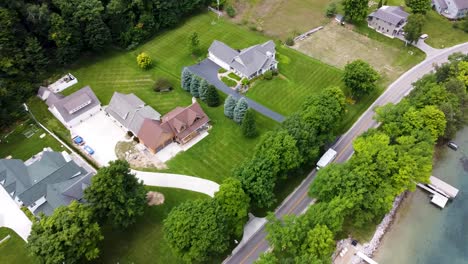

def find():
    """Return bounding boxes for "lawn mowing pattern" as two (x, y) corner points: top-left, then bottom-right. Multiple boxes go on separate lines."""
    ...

(0, 119), (65, 160)
(0, 227), (37, 264)
(247, 46), (343, 116)
(96, 187), (212, 264)
(33, 13), (279, 183)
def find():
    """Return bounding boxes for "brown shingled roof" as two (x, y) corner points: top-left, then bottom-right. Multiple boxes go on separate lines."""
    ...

(137, 119), (173, 151)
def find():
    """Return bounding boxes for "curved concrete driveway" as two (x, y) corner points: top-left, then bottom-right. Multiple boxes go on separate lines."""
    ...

(132, 170), (220, 197)
(0, 187), (32, 241)
(224, 42), (468, 264)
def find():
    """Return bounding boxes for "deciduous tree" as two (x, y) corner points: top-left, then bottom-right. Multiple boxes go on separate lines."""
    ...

(343, 0), (369, 22)
(214, 178), (250, 237)
(164, 199), (230, 262)
(27, 201), (102, 264)
(405, 0), (431, 14)
(404, 14), (425, 44)
(343, 60), (380, 98)
(84, 160), (147, 228)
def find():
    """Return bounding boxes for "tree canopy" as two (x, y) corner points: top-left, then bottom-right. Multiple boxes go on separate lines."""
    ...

(27, 201), (103, 264)
(405, 0), (431, 14)
(84, 160), (147, 228)
(241, 108), (258, 138)
(343, 60), (380, 98)
(343, 0), (369, 22)
(404, 14), (425, 44)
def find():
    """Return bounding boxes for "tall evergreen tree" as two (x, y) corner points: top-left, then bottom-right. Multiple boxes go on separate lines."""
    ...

(190, 76), (201, 97)
(224, 95), (238, 119)
(206, 85), (220, 106)
(181, 68), (193, 91)
(198, 79), (209, 101)
(241, 109), (258, 138)
(233, 97), (249, 123)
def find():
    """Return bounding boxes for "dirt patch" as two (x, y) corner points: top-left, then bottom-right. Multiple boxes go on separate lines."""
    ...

(147, 191), (165, 206)
(293, 22), (409, 84)
(115, 141), (167, 169)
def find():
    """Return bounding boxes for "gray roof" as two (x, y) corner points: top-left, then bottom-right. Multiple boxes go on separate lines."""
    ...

(453, 0), (468, 9)
(434, 0), (448, 9)
(368, 6), (409, 25)
(208, 40), (278, 77)
(47, 86), (101, 122)
(0, 150), (94, 216)
(105, 92), (161, 134)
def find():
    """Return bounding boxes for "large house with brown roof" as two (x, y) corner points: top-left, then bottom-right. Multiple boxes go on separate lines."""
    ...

(138, 99), (210, 154)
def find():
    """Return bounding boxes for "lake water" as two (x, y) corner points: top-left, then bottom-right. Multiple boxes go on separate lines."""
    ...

(374, 127), (468, 264)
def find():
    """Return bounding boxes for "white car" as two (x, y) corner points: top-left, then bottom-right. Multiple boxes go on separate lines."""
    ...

(420, 34), (428, 39)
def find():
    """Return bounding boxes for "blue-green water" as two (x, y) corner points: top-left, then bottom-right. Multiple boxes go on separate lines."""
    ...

(375, 127), (468, 264)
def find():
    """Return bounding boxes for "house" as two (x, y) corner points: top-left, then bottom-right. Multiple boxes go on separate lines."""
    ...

(0, 149), (94, 216)
(208, 40), (278, 80)
(137, 99), (210, 154)
(368, 6), (409, 38)
(42, 86), (101, 129)
(105, 92), (161, 136)
(433, 0), (468, 19)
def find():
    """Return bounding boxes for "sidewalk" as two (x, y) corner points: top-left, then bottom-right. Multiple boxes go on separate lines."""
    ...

(132, 170), (220, 197)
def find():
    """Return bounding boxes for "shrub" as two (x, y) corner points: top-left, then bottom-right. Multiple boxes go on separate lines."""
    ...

(326, 3), (337, 17)
(285, 37), (295, 46)
(226, 5), (236, 17)
(272, 69), (279, 76)
(218, 68), (228, 74)
(153, 78), (172, 92)
(263, 70), (273, 80)
(241, 78), (249, 86)
(137, 52), (152, 69)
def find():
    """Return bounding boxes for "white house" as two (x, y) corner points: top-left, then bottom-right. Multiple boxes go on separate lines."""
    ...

(433, 0), (468, 19)
(208, 40), (278, 80)
(42, 86), (101, 129)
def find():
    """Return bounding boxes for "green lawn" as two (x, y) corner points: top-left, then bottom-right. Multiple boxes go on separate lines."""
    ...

(422, 11), (468, 48)
(222, 76), (238, 87)
(228, 72), (242, 81)
(247, 46), (343, 116)
(0, 228), (37, 264)
(96, 187), (213, 264)
(0, 118), (65, 160)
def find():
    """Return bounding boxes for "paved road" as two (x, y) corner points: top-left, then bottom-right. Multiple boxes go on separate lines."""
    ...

(223, 43), (468, 264)
(187, 59), (286, 122)
(132, 170), (220, 197)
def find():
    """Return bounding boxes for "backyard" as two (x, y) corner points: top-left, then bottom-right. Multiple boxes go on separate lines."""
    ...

(229, 0), (331, 39)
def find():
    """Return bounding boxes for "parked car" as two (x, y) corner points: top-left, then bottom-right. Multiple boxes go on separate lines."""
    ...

(83, 145), (95, 155)
(72, 136), (85, 145)
(420, 34), (428, 39)
(448, 142), (458, 151)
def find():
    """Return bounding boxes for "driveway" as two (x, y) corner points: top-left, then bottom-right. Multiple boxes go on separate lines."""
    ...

(0, 187), (32, 241)
(132, 170), (220, 197)
(71, 110), (127, 166)
(187, 59), (285, 122)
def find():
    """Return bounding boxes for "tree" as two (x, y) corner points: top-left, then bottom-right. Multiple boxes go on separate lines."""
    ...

(226, 5), (236, 17)
(457, 61), (468, 87)
(378, 0), (383, 8)
(255, 252), (279, 264)
(84, 17), (111, 50)
(343, 60), (380, 98)
(405, 0), (431, 14)
(188, 31), (200, 55)
(164, 199), (230, 262)
(233, 97), (249, 123)
(198, 79), (209, 101)
(137, 52), (152, 69)
(404, 14), (425, 44)
(214, 178), (250, 237)
(224, 95), (238, 119)
(301, 224), (336, 260)
(206, 85), (221, 106)
(27, 201), (103, 264)
(343, 0), (369, 22)
(326, 3), (337, 17)
(241, 108), (258, 138)
(190, 75), (201, 97)
(24, 36), (48, 74)
(84, 160), (147, 228)
(266, 213), (310, 257)
(181, 68), (193, 91)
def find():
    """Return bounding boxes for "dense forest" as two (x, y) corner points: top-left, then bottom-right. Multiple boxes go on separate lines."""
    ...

(0, 0), (211, 129)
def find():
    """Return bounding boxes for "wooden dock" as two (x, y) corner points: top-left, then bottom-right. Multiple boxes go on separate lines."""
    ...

(416, 176), (459, 209)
